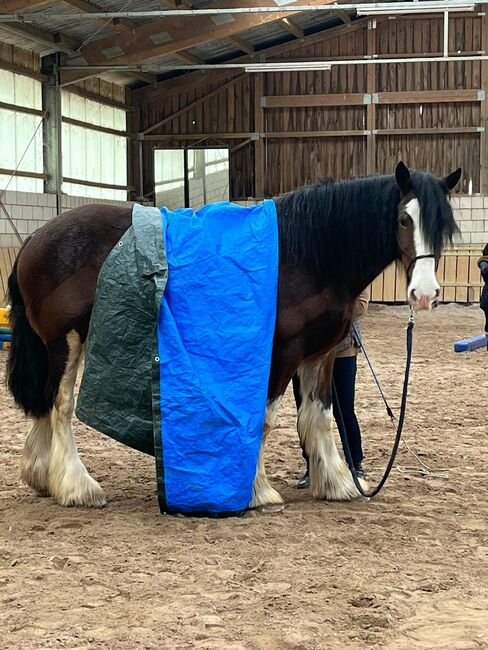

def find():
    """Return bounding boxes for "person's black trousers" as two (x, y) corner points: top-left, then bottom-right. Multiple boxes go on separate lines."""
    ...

(292, 355), (364, 472)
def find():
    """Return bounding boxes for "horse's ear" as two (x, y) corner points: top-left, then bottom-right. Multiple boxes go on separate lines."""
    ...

(395, 161), (412, 195)
(444, 168), (462, 190)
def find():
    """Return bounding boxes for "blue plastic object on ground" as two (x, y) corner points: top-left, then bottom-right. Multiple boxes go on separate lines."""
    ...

(454, 334), (487, 352)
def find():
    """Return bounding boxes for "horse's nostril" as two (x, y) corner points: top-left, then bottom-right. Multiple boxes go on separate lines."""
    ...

(435, 288), (440, 298)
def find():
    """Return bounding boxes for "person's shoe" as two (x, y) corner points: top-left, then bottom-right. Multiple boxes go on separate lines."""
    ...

(353, 463), (366, 480)
(297, 471), (310, 489)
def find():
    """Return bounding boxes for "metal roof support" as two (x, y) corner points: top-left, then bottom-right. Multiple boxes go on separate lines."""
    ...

(0, 2), (478, 22)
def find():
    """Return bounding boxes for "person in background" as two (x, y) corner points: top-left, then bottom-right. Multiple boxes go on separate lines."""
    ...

(293, 287), (370, 489)
(478, 243), (488, 350)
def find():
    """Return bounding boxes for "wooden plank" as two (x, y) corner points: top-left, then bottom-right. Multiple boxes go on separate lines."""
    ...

(456, 251), (469, 302)
(382, 262), (396, 302)
(280, 18), (304, 39)
(62, 177), (134, 191)
(395, 261), (408, 301)
(443, 252), (457, 302)
(375, 89), (483, 104)
(262, 93), (368, 108)
(62, 117), (128, 138)
(263, 130), (368, 138)
(0, 167), (49, 180)
(374, 127), (483, 135)
(370, 271), (384, 302)
(0, 100), (45, 117)
(225, 36), (254, 55)
(142, 132), (251, 141)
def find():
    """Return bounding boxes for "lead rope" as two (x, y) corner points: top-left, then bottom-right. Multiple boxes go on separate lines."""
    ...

(333, 307), (415, 499)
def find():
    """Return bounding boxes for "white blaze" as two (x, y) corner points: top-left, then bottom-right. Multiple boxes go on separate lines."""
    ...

(405, 198), (440, 306)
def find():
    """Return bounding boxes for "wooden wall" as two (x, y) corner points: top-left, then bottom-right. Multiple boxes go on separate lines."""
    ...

(130, 13), (486, 201)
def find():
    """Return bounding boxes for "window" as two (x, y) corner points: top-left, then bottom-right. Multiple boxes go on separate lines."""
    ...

(0, 69), (43, 193)
(61, 91), (127, 200)
(154, 147), (229, 209)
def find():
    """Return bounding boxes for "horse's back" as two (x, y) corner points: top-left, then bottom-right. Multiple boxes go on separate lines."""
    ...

(15, 204), (133, 343)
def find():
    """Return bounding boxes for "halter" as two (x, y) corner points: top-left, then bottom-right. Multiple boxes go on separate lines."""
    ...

(396, 236), (436, 281)
(396, 194), (438, 280)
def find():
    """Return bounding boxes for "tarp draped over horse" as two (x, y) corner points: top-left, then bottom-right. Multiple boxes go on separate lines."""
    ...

(76, 201), (279, 516)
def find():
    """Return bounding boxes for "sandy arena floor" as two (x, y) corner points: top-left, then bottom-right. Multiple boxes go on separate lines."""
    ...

(1, 304), (487, 650)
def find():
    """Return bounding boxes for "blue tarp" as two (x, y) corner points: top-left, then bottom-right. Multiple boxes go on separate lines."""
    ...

(156, 201), (278, 515)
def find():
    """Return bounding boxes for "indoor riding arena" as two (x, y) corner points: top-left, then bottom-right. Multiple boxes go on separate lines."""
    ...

(1, 2), (488, 649)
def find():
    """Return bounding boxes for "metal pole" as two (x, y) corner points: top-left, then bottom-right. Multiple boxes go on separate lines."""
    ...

(0, 2), (478, 21)
(42, 53), (63, 214)
(444, 10), (449, 57)
(60, 54), (488, 74)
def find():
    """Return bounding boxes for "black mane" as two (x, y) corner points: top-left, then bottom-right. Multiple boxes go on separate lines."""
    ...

(275, 171), (459, 295)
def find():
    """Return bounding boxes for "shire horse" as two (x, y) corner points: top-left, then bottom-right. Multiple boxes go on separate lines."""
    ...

(6, 162), (460, 509)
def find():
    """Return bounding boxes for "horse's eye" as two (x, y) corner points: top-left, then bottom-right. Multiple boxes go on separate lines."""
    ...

(398, 216), (409, 228)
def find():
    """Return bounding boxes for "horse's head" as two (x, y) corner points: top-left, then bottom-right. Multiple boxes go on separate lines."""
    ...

(395, 161), (461, 311)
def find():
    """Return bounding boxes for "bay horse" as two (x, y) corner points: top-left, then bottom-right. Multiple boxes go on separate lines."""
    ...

(6, 162), (460, 509)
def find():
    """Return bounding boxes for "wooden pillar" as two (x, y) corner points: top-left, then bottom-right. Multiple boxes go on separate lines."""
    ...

(480, 12), (488, 194)
(254, 73), (265, 198)
(366, 19), (377, 176)
(42, 54), (63, 213)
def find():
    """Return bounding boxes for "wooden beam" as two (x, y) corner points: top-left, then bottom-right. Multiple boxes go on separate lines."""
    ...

(142, 73), (245, 134)
(336, 10), (352, 24)
(376, 89), (484, 104)
(63, 177), (134, 191)
(374, 127), (484, 135)
(280, 18), (304, 39)
(62, 116), (128, 137)
(61, 0), (135, 34)
(0, 23), (78, 54)
(263, 93), (368, 108)
(141, 126), (483, 142)
(125, 71), (157, 86)
(73, 0), (339, 70)
(230, 138), (252, 153)
(254, 73), (265, 198)
(143, 132), (252, 141)
(0, 100), (46, 117)
(0, 167), (48, 180)
(263, 130), (367, 138)
(225, 35), (254, 55)
(173, 51), (204, 65)
(143, 130), (368, 141)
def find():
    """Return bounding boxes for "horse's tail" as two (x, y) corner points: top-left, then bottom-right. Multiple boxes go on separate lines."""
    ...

(7, 256), (52, 418)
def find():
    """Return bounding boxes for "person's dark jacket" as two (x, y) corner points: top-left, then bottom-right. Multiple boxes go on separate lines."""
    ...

(478, 256), (488, 310)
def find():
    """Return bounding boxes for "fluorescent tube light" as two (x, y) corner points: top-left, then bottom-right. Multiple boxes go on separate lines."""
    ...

(245, 62), (332, 72)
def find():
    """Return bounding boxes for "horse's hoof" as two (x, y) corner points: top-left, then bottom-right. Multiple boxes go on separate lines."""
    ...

(21, 462), (50, 497)
(50, 472), (107, 508)
(249, 484), (283, 509)
(254, 503), (285, 513)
